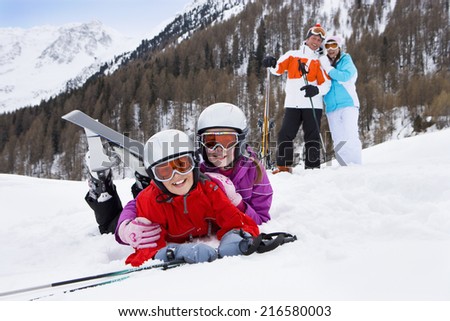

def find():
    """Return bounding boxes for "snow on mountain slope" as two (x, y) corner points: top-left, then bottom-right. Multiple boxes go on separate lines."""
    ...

(0, 129), (449, 303)
(0, 21), (139, 113)
(0, 1), (252, 114)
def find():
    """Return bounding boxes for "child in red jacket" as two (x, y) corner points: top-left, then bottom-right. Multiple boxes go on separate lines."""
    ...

(125, 129), (259, 267)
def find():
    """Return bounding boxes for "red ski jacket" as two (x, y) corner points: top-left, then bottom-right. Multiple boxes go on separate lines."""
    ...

(125, 178), (260, 266)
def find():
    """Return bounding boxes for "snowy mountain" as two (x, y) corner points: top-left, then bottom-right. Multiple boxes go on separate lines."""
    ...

(0, 0), (251, 114)
(0, 21), (140, 112)
(1, 129), (449, 308)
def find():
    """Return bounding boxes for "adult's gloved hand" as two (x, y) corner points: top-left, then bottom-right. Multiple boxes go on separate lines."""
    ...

(155, 243), (218, 264)
(218, 229), (254, 258)
(317, 46), (324, 56)
(118, 217), (161, 249)
(262, 56), (277, 68)
(319, 55), (332, 73)
(206, 172), (243, 208)
(300, 84), (319, 98)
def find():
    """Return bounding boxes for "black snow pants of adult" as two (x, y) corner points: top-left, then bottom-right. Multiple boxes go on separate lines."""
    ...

(276, 107), (322, 169)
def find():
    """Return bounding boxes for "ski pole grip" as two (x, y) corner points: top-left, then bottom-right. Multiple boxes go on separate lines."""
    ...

(298, 60), (308, 75)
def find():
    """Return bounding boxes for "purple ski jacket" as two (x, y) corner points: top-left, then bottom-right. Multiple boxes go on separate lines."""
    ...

(199, 148), (273, 225)
(115, 147), (273, 244)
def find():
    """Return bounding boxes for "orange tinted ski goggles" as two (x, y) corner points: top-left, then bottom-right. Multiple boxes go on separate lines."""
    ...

(151, 154), (195, 182)
(310, 26), (326, 39)
(325, 42), (339, 50)
(199, 132), (239, 151)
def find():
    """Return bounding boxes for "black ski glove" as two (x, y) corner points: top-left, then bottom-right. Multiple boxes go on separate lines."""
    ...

(317, 46), (324, 56)
(262, 56), (277, 68)
(300, 85), (319, 98)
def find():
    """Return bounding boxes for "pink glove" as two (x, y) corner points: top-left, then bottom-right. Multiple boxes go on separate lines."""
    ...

(118, 217), (161, 249)
(206, 172), (243, 207)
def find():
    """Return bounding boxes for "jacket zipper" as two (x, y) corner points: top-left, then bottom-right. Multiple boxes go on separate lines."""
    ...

(183, 194), (189, 214)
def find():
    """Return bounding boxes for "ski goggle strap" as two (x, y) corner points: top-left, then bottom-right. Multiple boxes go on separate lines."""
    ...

(308, 26), (326, 40)
(151, 154), (195, 182)
(325, 42), (339, 50)
(199, 132), (239, 151)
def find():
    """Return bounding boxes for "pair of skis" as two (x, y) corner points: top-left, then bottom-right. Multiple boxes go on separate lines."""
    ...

(62, 110), (149, 178)
(62, 110), (144, 160)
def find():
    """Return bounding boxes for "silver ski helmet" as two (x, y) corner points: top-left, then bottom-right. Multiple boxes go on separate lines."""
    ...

(197, 103), (249, 166)
(144, 129), (199, 193)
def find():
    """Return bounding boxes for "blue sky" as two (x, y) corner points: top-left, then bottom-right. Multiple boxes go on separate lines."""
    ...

(0, 0), (192, 37)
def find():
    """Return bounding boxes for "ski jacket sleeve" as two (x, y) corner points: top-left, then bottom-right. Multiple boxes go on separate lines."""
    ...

(201, 154), (273, 225)
(233, 152), (272, 225)
(241, 169), (272, 225)
(271, 49), (328, 85)
(327, 53), (357, 82)
(125, 185), (169, 267)
(114, 199), (138, 244)
(269, 46), (330, 108)
(203, 181), (260, 240)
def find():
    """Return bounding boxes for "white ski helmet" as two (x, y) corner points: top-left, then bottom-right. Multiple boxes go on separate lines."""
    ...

(144, 129), (195, 169)
(197, 103), (248, 134)
(197, 103), (249, 166)
(144, 129), (199, 195)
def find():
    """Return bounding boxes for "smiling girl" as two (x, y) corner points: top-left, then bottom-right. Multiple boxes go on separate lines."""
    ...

(197, 103), (273, 225)
(124, 129), (259, 267)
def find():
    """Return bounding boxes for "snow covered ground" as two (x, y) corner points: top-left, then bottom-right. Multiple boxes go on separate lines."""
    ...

(0, 129), (449, 317)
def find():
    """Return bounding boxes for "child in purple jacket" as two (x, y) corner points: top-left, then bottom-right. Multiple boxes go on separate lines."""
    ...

(196, 102), (273, 225)
(115, 103), (273, 248)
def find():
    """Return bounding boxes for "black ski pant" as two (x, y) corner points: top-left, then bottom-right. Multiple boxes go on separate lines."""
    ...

(85, 182), (142, 234)
(276, 107), (322, 169)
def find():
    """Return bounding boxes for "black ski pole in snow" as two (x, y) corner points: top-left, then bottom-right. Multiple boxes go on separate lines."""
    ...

(1, 231), (297, 298)
(29, 276), (131, 301)
(28, 232), (297, 300)
(0, 260), (184, 298)
(298, 61), (327, 161)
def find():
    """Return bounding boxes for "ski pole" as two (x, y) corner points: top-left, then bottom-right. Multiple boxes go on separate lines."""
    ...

(298, 61), (327, 160)
(29, 276), (131, 301)
(29, 262), (184, 301)
(261, 67), (272, 169)
(0, 260), (185, 298)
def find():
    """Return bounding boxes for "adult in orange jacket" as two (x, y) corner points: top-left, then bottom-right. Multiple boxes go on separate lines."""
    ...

(263, 24), (331, 172)
(125, 129), (259, 267)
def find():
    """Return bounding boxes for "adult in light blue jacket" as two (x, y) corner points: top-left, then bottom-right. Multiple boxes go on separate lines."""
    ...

(319, 35), (362, 165)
